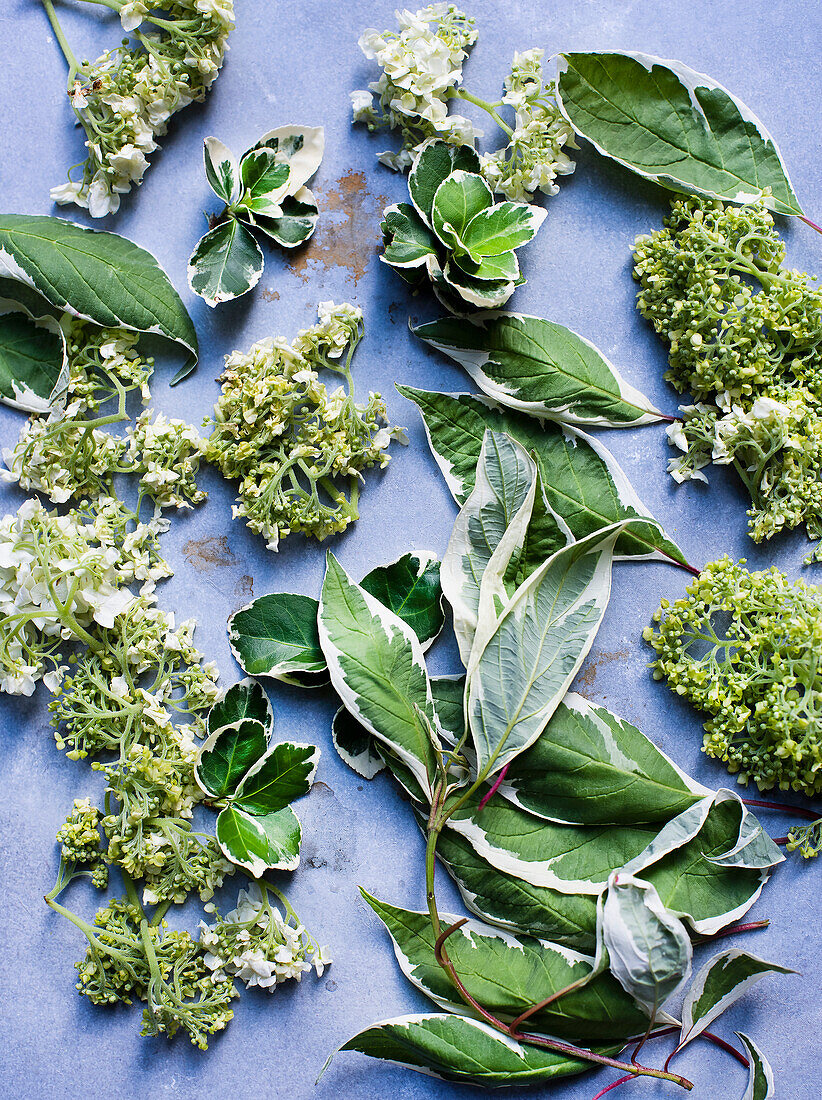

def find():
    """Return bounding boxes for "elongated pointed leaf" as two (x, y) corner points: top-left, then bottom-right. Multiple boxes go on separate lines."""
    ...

(318, 553), (440, 795)
(602, 872), (692, 1017)
(414, 313), (666, 428)
(0, 300), (67, 411)
(362, 893), (647, 1044)
(0, 214), (198, 379)
(216, 804), (301, 876)
(196, 719), (269, 799)
(253, 188), (318, 248)
(381, 203), (439, 268)
(228, 592), (327, 684)
(235, 740), (319, 815)
(332, 706), (385, 780)
(467, 524), (628, 779)
(409, 139), (483, 225)
(737, 1033), (775, 1100)
(207, 678), (274, 737)
(678, 950), (794, 1054)
(204, 136), (240, 204)
(397, 386), (688, 566)
(556, 52), (802, 216)
(497, 693), (706, 825)
(250, 125), (324, 192)
(338, 1013), (617, 1086)
(360, 552), (444, 650)
(188, 218), (264, 307)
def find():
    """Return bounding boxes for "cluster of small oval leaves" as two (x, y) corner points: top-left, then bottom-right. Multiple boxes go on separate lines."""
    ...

(0, 214), (199, 407)
(188, 125), (323, 307)
(196, 679), (319, 877)
(381, 140), (545, 310)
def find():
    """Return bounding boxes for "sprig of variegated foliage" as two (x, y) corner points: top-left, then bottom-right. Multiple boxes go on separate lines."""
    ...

(230, 427), (786, 1092)
(188, 127), (323, 307)
(44, 0), (234, 217)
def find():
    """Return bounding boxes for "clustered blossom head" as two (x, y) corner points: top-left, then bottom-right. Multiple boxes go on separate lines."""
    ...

(351, 4), (479, 170)
(57, 798), (109, 887)
(206, 302), (405, 550)
(51, 0), (235, 217)
(128, 411), (207, 510)
(645, 555), (822, 799)
(635, 197), (822, 558)
(200, 883), (330, 990)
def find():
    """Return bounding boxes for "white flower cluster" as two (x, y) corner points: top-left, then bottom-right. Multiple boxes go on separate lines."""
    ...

(0, 497), (168, 695)
(51, 0), (234, 217)
(127, 411), (207, 510)
(479, 49), (576, 201)
(351, 4), (479, 171)
(200, 884), (330, 990)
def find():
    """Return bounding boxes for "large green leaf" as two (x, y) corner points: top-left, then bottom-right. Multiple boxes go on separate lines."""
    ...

(360, 552), (444, 650)
(0, 301), (67, 411)
(737, 1033), (775, 1100)
(207, 678), (274, 737)
(466, 525), (626, 779)
(196, 719), (269, 799)
(239, 148), (291, 200)
(228, 592), (327, 685)
(413, 313), (666, 428)
(431, 172), (494, 251)
(556, 52), (802, 217)
(408, 139), (482, 225)
(338, 1013), (617, 1086)
(187, 217), (264, 308)
(497, 693), (705, 826)
(363, 893), (647, 1044)
(398, 386), (688, 567)
(235, 740), (319, 815)
(215, 804), (302, 876)
(318, 553), (440, 795)
(451, 247), (520, 283)
(0, 215), (198, 381)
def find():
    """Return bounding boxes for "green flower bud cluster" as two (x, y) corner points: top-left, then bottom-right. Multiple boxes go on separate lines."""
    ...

(787, 816), (822, 859)
(205, 303), (405, 550)
(57, 798), (109, 888)
(634, 197), (822, 557)
(645, 555), (822, 798)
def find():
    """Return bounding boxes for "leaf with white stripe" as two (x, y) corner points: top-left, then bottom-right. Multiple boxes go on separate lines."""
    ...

(677, 950), (794, 1055)
(556, 52), (802, 216)
(737, 1033), (775, 1100)
(414, 313), (667, 427)
(207, 678), (273, 737)
(203, 136), (240, 204)
(318, 552), (440, 797)
(0, 299), (67, 412)
(332, 705), (385, 780)
(602, 872), (692, 1018)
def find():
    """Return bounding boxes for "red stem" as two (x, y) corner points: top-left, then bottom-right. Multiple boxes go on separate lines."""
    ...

(478, 763), (510, 812)
(743, 799), (819, 821)
(800, 215), (822, 236)
(694, 918), (769, 944)
(591, 1075), (634, 1100)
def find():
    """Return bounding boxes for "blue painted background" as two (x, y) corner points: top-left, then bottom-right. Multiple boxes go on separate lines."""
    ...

(1, 1), (820, 1097)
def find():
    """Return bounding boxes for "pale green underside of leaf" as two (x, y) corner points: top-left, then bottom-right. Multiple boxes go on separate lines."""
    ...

(413, 312), (665, 427)
(0, 304), (67, 411)
(215, 803), (301, 876)
(187, 218), (264, 307)
(0, 214), (198, 380)
(556, 52), (802, 216)
(398, 386), (688, 566)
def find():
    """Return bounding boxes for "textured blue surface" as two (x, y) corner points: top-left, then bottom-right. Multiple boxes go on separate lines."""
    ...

(1, 1), (820, 1097)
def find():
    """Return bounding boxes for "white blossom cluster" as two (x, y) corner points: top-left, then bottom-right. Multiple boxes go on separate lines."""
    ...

(0, 497), (168, 695)
(128, 411), (207, 510)
(200, 884), (330, 990)
(351, 4), (479, 171)
(51, 0), (235, 217)
(479, 49), (576, 201)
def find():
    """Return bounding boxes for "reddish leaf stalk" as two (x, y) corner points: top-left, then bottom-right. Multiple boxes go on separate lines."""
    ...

(742, 798), (819, 821)
(800, 215), (822, 236)
(693, 918), (769, 945)
(590, 1075), (635, 1100)
(478, 764), (510, 811)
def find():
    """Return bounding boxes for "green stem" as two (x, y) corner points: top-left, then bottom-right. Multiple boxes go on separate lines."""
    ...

(453, 88), (514, 137)
(40, 0), (83, 85)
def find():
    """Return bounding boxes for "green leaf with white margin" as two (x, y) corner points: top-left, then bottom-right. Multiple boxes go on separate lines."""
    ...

(362, 892), (648, 1044)
(441, 260), (516, 309)
(555, 52), (802, 217)
(381, 203), (439, 268)
(203, 136), (240, 204)
(238, 147), (290, 201)
(0, 214), (198, 382)
(452, 249), (520, 283)
(247, 125), (325, 193)
(360, 552), (444, 650)
(187, 218), (264, 308)
(0, 299), (67, 412)
(332, 705), (385, 780)
(318, 552), (440, 796)
(228, 592), (327, 685)
(235, 740), (319, 815)
(215, 804), (302, 876)
(337, 1013), (618, 1086)
(397, 386), (689, 567)
(408, 139), (483, 225)
(737, 1033), (775, 1100)
(196, 719), (269, 799)
(414, 313), (667, 428)
(253, 188), (319, 248)
(602, 872), (692, 1017)
(207, 678), (274, 737)
(461, 202), (546, 260)
(467, 523), (630, 780)
(431, 171), (494, 251)
(496, 693), (706, 825)
(677, 949), (794, 1055)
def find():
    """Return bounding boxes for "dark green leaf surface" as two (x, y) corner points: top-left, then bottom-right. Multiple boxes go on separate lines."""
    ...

(216, 804), (302, 875)
(332, 705), (385, 780)
(239, 148), (290, 197)
(254, 189), (319, 248)
(187, 218), (264, 308)
(197, 719), (269, 799)
(408, 140), (482, 224)
(204, 136), (240, 204)
(361, 552), (444, 648)
(0, 306), (66, 411)
(235, 740), (319, 815)
(737, 1032), (775, 1100)
(431, 171), (493, 250)
(381, 203), (439, 267)
(207, 679), (273, 737)
(228, 592), (327, 683)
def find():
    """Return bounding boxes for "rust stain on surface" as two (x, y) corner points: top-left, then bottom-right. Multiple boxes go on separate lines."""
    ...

(182, 536), (237, 571)
(235, 574), (254, 600)
(577, 647), (630, 692)
(288, 170), (387, 287)
(260, 288), (280, 302)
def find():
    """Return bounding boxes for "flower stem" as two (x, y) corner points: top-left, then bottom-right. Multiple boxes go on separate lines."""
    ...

(454, 88), (514, 137)
(40, 0), (83, 85)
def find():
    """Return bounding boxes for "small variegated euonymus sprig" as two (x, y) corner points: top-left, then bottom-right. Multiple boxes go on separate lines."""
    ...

(382, 140), (546, 310)
(196, 681), (320, 877)
(227, 429), (788, 1092)
(188, 127), (323, 307)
